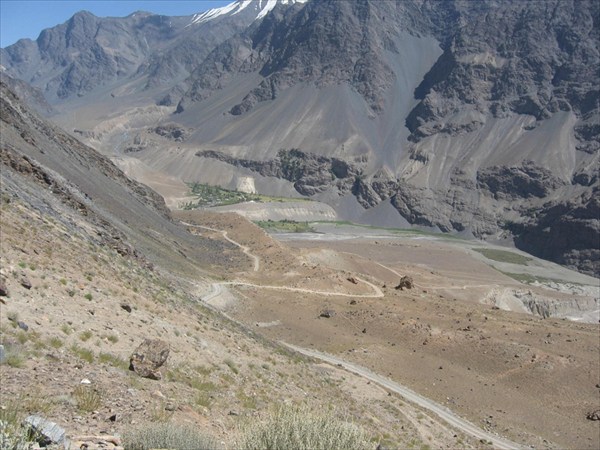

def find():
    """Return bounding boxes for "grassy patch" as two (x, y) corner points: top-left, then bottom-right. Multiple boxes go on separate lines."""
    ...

(498, 271), (565, 285)
(255, 219), (316, 233)
(79, 330), (93, 342)
(224, 358), (239, 375)
(73, 386), (102, 412)
(70, 344), (94, 363)
(122, 422), (216, 450)
(98, 352), (129, 370)
(473, 248), (532, 265)
(183, 183), (310, 209)
(240, 404), (370, 450)
(312, 220), (466, 240)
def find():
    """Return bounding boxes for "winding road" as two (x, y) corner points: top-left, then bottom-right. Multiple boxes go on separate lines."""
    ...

(181, 221), (260, 271)
(189, 220), (521, 448)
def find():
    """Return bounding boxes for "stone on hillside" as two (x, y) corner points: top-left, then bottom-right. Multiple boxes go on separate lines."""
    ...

(20, 275), (32, 289)
(129, 339), (170, 380)
(395, 276), (413, 290)
(319, 310), (336, 318)
(347, 277), (358, 284)
(17, 321), (28, 331)
(120, 303), (132, 313)
(586, 410), (600, 421)
(0, 280), (9, 297)
(24, 415), (70, 448)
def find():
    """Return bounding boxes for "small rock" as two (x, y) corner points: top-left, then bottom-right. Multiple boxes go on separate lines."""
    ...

(20, 276), (32, 290)
(120, 303), (132, 313)
(362, 328), (367, 334)
(319, 310), (335, 318)
(129, 338), (170, 380)
(349, 300), (357, 305)
(152, 390), (166, 399)
(586, 410), (600, 421)
(347, 277), (358, 284)
(17, 321), (29, 331)
(228, 410), (239, 416)
(80, 378), (92, 385)
(0, 281), (9, 297)
(108, 413), (119, 422)
(165, 403), (176, 411)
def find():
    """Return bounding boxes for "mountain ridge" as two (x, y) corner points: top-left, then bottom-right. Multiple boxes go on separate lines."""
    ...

(1, 0), (598, 276)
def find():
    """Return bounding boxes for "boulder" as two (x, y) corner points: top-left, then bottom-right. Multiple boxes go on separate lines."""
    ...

(129, 339), (170, 380)
(395, 276), (414, 290)
(24, 415), (70, 448)
(319, 310), (336, 318)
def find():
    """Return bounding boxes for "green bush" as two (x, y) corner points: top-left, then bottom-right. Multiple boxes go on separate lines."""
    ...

(240, 405), (370, 450)
(122, 422), (216, 450)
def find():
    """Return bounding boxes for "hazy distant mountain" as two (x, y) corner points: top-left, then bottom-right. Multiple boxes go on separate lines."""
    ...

(0, 1), (307, 102)
(1, 0), (598, 275)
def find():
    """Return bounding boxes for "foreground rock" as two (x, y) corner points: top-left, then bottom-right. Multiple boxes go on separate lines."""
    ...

(24, 415), (70, 448)
(395, 276), (414, 290)
(129, 339), (170, 380)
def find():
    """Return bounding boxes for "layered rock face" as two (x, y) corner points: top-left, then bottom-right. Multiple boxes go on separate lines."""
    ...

(2, 0), (598, 275)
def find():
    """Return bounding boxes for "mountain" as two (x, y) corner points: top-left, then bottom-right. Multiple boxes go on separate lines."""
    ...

(1, 0), (598, 276)
(0, 1), (306, 102)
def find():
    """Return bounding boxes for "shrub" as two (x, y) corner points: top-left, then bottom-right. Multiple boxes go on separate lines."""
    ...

(122, 422), (216, 450)
(79, 330), (93, 342)
(73, 386), (102, 412)
(240, 405), (370, 450)
(71, 345), (94, 363)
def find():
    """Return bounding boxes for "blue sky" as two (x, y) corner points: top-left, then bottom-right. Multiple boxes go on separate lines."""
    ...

(1, 0), (231, 47)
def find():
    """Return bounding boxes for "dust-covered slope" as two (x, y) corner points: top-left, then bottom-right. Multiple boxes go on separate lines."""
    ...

(0, 80), (239, 274)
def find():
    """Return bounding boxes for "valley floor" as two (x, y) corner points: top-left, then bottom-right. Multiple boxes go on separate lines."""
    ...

(174, 210), (600, 450)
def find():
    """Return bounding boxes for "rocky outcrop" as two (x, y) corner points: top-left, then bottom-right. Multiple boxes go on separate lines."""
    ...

(197, 149), (365, 197)
(151, 123), (189, 142)
(510, 188), (600, 276)
(477, 162), (566, 200)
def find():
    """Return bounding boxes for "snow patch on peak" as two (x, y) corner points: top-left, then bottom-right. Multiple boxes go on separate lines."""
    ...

(256, 0), (308, 19)
(189, 0), (308, 26)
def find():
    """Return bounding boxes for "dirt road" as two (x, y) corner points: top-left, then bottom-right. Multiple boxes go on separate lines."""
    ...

(282, 343), (522, 450)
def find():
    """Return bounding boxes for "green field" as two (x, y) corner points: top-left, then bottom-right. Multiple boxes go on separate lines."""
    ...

(255, 219), (316, 233)
(182, 183), (311, 209)
(473, 248), (532, 265)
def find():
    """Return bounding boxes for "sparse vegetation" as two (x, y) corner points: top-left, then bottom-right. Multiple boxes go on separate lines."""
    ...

(122, 422), (216, 450)
(256, 219), (316, 233)
(79, 330), (93, 342)
(71, 344), (94, 363)
(239, 404), (371, 450)
(183, 183), (311, 209)
(98, 352), (129, 370)
(2, 347), (25, 369)
(224, 358), (239, 374)
(73, 386), (102, 412)
(48, 336), (63, 349)
(473, 248), (532, 265)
